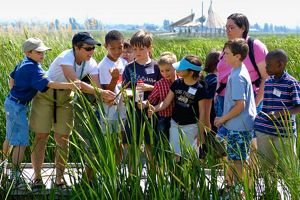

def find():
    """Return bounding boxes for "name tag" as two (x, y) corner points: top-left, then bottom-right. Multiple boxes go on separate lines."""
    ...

(145, 67), (154, 74)
(188, 87), (197, 95)
(273, 88), (281, 97)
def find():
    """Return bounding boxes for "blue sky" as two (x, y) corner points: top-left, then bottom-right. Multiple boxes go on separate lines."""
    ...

(1, 0), (299, 28)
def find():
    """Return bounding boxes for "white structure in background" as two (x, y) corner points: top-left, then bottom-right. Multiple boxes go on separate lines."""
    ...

(169, 0), (225, 37)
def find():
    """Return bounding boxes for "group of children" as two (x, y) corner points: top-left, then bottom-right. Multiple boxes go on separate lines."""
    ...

(1, 29), (300, 194)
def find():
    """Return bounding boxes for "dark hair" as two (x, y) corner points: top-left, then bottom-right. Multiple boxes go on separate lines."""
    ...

(227, 13), (249, 39)
(266, 49), (288, 65)
(123, 40), (132, 49)
(185, 55), (202, 79)
(204, 50), (220, 73)
(224, 38), (249, 61)
(130, 29), (153, 48)
(105, 30), (124, 45)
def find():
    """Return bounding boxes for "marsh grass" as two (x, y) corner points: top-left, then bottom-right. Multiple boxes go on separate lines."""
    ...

(0, 31), (300, 199)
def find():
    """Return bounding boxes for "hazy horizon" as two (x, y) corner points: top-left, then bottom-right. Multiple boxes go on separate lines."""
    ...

(1, 0), (299, 28)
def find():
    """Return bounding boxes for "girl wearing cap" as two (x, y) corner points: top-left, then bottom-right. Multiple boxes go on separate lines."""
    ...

(148, 55), (208, 161)
(29, 32), (115, 188)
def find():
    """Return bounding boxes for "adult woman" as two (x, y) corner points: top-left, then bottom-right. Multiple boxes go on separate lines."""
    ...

(29, 32), (115, 188)
(215, 13), (268, 117)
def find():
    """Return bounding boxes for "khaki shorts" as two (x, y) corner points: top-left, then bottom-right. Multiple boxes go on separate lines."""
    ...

(30, 88), (74, 135)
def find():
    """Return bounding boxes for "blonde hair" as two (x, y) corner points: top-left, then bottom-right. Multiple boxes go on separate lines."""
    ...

(130, 29), (153, 48)
(158, 52), (177, 66)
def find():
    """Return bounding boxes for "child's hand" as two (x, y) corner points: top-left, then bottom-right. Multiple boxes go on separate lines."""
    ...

(137, 100), (147, 110)
(147, 104), (155, 117)
(136, 83), (153, 91)
(109, 67), (120, 80)
(214, 117), (225, 128)
(100, 89), (116, 103)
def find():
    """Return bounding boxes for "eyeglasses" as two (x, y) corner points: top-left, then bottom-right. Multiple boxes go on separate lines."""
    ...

(81, 46), (96, 51)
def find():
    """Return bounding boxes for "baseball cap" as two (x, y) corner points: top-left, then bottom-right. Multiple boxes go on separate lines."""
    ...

(22, 38), (51, 52)
(72, 32), (101, 46)
(172, 58), (202, 71)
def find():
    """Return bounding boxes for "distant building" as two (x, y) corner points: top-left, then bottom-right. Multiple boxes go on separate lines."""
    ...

(169, 0), (225, 37)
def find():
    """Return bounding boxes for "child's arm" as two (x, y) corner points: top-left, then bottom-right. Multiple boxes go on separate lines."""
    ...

(148, 90), (174, 116)
(137, 83), (154, 92)
(204, 99), (212, 130)
(101, 67), (119, 92)
(270, 105), (300, 119)
(197, 99), (207, 145)
(9, 77), (14, 89)
(214, 100), (245, 127)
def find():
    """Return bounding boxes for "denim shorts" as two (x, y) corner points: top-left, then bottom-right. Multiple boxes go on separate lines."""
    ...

(5, 98), (29, 146)
(227, 130), (252, 161)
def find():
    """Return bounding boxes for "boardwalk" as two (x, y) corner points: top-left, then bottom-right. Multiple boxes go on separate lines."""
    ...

(1, 162), (290, 199)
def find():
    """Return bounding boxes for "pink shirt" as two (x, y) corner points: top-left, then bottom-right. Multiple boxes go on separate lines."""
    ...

(217, 37), (268, 96)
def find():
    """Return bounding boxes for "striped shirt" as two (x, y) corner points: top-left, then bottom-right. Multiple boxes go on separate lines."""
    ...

(254, 72), (300, 136)
(148, 78), (174, 117)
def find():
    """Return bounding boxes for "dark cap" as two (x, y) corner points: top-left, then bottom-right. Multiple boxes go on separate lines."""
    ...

(72, 32), (101, 46)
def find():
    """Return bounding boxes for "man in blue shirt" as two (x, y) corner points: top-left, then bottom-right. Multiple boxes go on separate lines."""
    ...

(2, 38), (79, 191)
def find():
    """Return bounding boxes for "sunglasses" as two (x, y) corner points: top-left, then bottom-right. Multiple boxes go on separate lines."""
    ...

(82, 46), (96, 51)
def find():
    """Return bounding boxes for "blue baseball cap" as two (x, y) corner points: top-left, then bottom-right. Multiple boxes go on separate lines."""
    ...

(172, 58), (202, 71)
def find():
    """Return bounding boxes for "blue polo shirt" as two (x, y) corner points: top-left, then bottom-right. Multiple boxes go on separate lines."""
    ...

(9, 57), (49, 103)
(254, 72), (300, 136)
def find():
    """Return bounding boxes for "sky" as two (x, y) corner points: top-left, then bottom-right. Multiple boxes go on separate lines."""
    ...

(1, 0), (300, 28)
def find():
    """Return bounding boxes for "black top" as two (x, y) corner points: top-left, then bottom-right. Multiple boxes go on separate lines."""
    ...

(171, 78), (207, 125)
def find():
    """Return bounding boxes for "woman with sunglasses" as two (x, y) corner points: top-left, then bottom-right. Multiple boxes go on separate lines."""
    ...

(29, 32), (115, 189)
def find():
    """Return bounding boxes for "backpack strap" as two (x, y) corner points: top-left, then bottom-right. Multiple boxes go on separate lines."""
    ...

(247, 37), (262, 87)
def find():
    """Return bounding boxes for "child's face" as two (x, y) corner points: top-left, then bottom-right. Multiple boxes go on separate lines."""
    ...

(159, 64), (175, 80)
(105, 40), (124, 62)
(26, 50), (45, 63)
(266, 58), (284, 77)
(224, 47), (240, 66)
(176, 69), (191, 78)
(132, 45), (151, 62)
(122, 47), (134, 63)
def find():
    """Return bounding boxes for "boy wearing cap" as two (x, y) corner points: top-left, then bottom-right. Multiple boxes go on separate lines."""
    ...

(148, 55), (207, 161)
(214, 39), (256, 193)
(29, 32), (115, 188)
(2, 38), (79, 190)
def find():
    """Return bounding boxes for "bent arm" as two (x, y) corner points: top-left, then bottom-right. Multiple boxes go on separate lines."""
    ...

(154, 91), (174, 112)
(256, 60), (268, 106)
(221, 100), (245, 123)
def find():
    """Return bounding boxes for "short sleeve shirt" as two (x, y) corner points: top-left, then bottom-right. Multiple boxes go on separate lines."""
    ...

(254, 72), (300, 136)
(46, 49), (98, 82)
(223, 64), (257, 131)
(171, 78), (207, 125)
(122, 60), (161, 100)
(10, 57), (49, 102)
(98, 56), (126, 85)
(217, 37), (268, 96)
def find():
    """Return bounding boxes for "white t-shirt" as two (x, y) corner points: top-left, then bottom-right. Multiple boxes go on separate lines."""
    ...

(97, 56), (126, 121)
(47, 49), (98, 82)
(98, 56), (126, 85)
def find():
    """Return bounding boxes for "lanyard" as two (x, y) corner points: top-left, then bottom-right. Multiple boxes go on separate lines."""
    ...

(73, 60), (86, 80)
